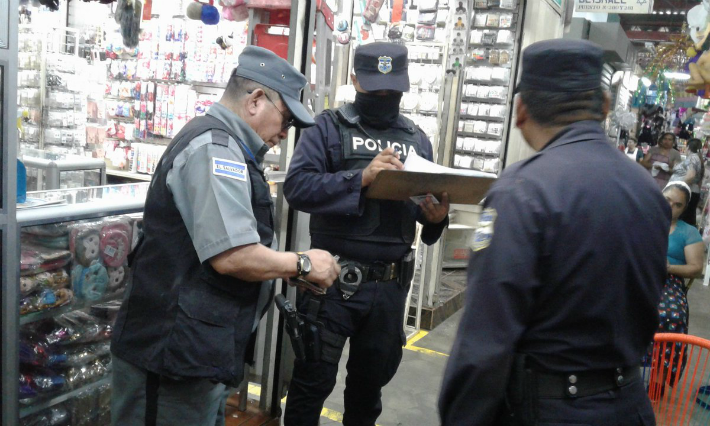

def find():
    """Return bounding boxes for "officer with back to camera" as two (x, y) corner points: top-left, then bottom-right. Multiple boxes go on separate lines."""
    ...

(438, 39), (670, 426)
(282, 42), (450, 425)
(110, 46), (340, 426)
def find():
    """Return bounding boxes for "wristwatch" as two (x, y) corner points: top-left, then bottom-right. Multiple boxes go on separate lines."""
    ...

(296, 252), (312, 278)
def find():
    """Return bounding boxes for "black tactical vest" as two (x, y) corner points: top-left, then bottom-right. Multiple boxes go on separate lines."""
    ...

(310, 104), (421, 245)
(111, 114), (274, 386)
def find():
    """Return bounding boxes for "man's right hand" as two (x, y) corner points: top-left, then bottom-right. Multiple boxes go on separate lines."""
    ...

(303, 249), (341, 288)
(361, 147), (404, 187)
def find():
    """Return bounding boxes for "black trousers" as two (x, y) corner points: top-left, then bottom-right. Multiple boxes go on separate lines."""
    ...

(283, 279), (409, 426)
(680, 191), (700, 227)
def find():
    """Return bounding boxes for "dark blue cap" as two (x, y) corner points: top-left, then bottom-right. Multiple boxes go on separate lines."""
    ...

(234, 46), (315, 128)
(515, 39), (604, 93)
(354, 42), (409, 92)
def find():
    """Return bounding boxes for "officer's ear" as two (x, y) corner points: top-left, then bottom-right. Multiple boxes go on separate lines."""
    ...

(245, 88), (266, 117)
(601, 91), (611, 121)
(514, 96), (528, 129)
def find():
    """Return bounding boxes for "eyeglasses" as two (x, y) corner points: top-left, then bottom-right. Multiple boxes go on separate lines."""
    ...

(264, 92), (295, 131)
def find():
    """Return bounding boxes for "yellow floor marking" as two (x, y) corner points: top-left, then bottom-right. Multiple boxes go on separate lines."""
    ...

(246, 383), (380, 425)
(405, 330), (449, 357)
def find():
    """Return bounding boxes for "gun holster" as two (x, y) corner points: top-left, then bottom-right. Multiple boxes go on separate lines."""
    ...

(399, 250), (416, 290)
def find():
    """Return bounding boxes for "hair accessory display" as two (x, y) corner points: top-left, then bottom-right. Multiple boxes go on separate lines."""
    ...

(107, 265), (129, 292)
(21, 246), (72, 276)
(70, 227), (102, 267)
(99, 221), (133, 267)
(72, 262), (109, 302)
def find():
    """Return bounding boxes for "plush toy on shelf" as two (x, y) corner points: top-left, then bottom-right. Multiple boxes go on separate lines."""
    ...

(220, 0), (248, 21)
(187, 0), (221, 25)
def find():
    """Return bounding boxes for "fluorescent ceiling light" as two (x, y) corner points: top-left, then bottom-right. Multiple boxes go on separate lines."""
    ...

(641, 77), (652, 86)
(666, 10), (671, 14)
(664, 71), (691, 80)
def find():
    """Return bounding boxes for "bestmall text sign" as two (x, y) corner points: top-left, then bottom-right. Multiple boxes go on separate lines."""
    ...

(574, 0), (653, 14)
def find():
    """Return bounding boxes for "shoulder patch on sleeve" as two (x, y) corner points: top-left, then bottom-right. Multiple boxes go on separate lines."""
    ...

(211, 129), (230, 147)
(471, 208), (497, 252)
(212, 157), (247, 181)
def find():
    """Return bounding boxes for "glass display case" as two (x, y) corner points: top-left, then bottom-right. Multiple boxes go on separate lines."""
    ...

(21, 149), (106, 192)
(8, 183), (147, 425)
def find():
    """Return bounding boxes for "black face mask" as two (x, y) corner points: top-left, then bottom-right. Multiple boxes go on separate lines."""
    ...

(353, 91), (403, 129)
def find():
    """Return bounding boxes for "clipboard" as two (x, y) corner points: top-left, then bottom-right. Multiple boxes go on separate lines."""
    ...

(365, 170), (495, 205)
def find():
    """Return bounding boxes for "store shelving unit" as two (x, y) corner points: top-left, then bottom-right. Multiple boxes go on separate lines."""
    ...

(11, 183), (147, 424)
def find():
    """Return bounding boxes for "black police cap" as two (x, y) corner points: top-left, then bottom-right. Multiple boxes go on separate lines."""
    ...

(353, 42), (409, 92)
(515, 39), (604, 93)
(233, 46), (315, 128)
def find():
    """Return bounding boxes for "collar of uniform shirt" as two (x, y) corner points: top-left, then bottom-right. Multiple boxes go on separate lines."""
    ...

(540, 120), (605, 152)
(208, 102), (270, 163)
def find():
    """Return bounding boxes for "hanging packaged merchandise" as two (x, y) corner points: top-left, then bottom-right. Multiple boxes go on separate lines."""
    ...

(488, 123), (504, 137)
(473, 156), (485, 170)
(470, 29), (484, 44)
(402, 24), (416, 41)
(464, 138), (475, 152)
(418, 11), (438, 25)
(453, 15), (467, 30)
(499, 13), (514, 28)
(115, 0), (143, 48)
(474, 121), (489, 134)
(420, 92), (439, 112)
(470, 48), (487, 62)
(488, 0), (501, 7)
(452, 31), (466, 46)
(482, 31), (497, 46)
(477, 86), (491, 98)
(478, 104), (491, 117)
(488, 140), (502, 154)
(491, 67), (510, 81)
(474, 13), (488, 27)
(401, 93), (420, 112)
(483, 158), (500, 173)
(475, 0), (489, 8)
(467, 103), (480, 117)
(486, 13), (500, 27)
(497, 30), (513, 44)
(499, 49), (512, 65)
(464, 121), (475, 133)
(489, 49), (500, 65)
(474, 67), (493, 81)
(490, 105), (507, 118)
(456, 137), (465, 150)
(488, 86), (507, 100)
(500, 0), (516, 9)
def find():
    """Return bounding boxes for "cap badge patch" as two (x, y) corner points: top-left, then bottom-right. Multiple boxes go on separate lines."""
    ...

(378, 56), (393, 74)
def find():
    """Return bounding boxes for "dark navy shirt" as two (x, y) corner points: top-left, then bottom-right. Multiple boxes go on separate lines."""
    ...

(284, 112), (447, 262)
(439, 120), (671, 425)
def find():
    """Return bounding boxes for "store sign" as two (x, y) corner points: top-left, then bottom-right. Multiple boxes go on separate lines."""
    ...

(574, 0), (653, 14)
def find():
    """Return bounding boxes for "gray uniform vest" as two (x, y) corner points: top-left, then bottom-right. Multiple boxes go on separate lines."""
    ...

(310, 104), (422, 245)
(111, 115), (273, 386)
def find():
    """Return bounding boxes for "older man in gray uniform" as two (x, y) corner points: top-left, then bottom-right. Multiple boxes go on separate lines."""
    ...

(110, 46), (340, 426)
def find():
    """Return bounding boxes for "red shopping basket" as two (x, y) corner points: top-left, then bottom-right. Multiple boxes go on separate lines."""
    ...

(643, 333), (710, 425)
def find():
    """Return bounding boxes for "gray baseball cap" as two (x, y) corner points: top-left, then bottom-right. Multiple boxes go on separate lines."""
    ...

(233, 46), (315, 128)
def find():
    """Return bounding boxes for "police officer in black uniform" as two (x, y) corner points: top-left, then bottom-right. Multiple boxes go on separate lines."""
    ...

(438, 39), (670, 426)
(110, 46), (340, 426)
(282, 42), (450, 425)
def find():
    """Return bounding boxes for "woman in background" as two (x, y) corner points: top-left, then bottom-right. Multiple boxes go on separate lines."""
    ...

(670, 138), (704, 226)
(641, 132), (681, 190)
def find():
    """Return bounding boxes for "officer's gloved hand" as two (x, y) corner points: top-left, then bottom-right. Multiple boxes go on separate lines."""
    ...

(303, 249), (341, 289)
(362, 147), (404, 187)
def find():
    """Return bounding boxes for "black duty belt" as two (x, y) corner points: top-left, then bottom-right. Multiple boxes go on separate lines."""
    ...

(338, 258), (401, 284)
(536, 366), (641, 399)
